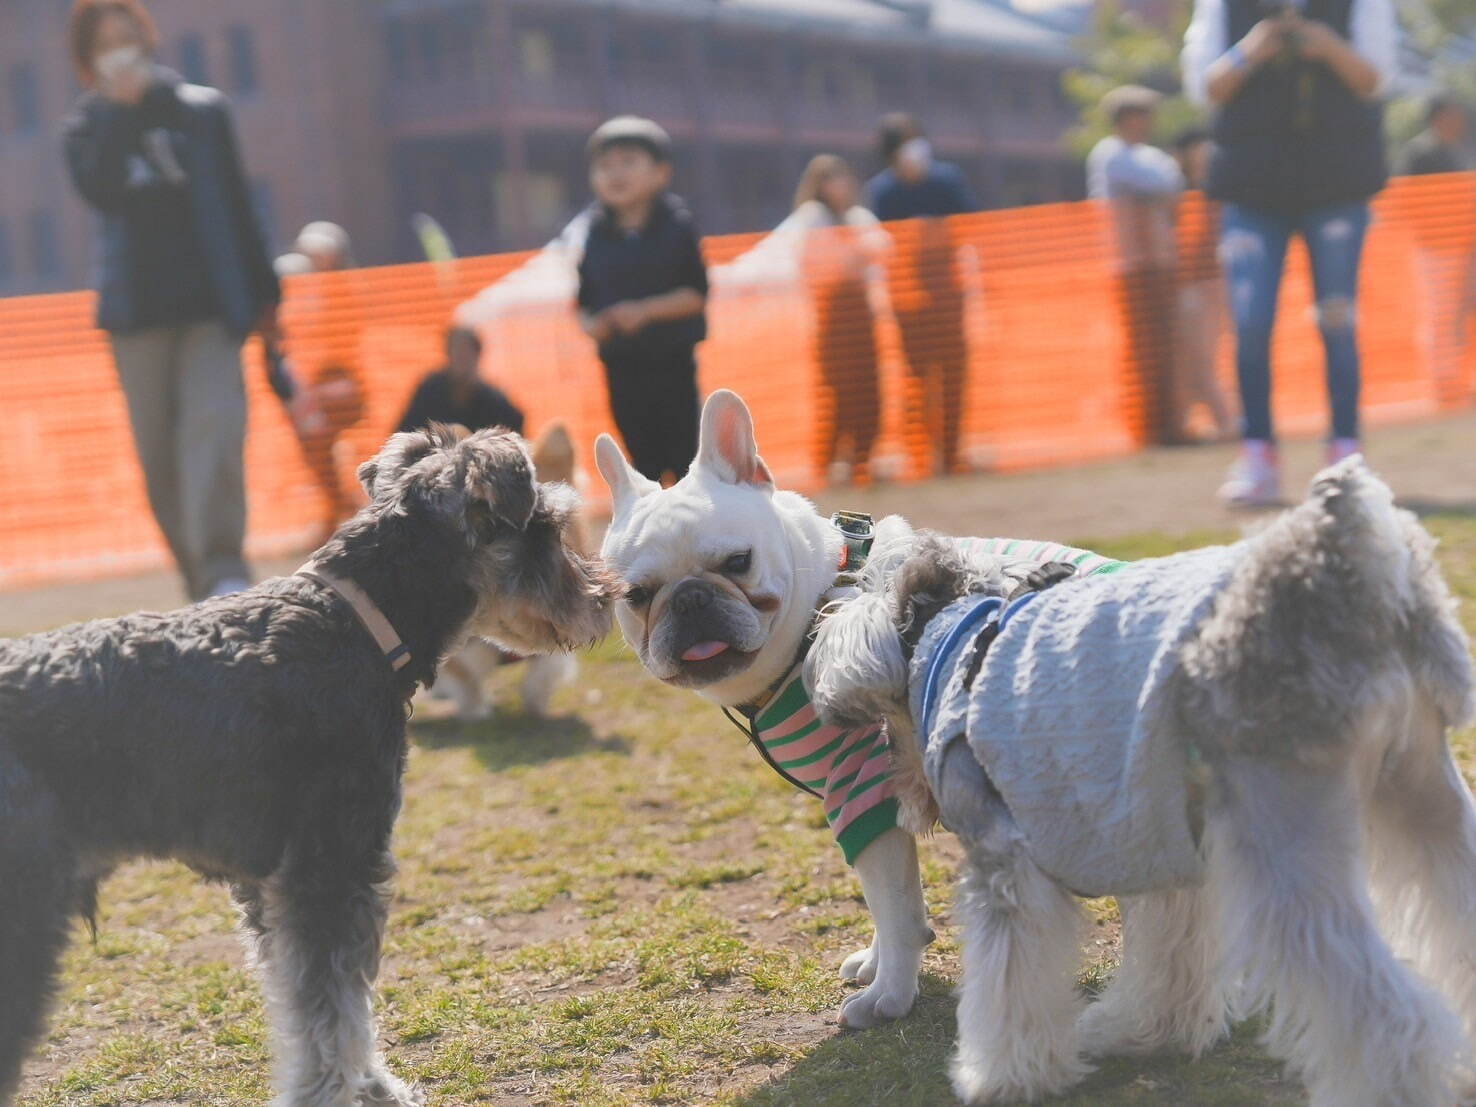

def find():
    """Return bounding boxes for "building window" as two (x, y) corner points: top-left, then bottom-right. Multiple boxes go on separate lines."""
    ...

(226, 26), (258, 96)
(28, 209), (60, 281)
(10, 63), (41, 134)
(177, 32), (210, 86)
(0, 219), (13, 288)
(519, 28), (555, 78)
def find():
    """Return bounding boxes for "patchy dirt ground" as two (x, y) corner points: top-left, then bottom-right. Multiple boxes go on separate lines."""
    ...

(8, 414), (1476, 1106)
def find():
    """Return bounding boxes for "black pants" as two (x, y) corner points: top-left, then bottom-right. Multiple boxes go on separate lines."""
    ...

(603, 350), (700, 483)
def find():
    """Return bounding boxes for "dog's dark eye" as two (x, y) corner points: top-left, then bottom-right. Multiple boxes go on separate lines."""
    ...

(625, 584), (652, 608)
(723, 551), (753, 575)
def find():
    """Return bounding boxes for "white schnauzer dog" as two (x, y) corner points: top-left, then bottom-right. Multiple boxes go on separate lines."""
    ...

(805, 458), (1476, 1106)
(0, 425), (613, 1107)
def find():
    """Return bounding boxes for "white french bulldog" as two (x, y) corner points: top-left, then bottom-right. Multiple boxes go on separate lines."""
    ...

(595, 389), (932, 1028)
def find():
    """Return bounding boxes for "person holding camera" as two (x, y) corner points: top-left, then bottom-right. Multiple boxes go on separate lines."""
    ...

(62, 0), (280, 599)
(1182, 0), (1397, 506)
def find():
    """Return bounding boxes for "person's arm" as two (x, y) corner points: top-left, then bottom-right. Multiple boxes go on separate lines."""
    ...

(209, 93), (281, 326)
(606, 218), (709, 334)
(603, 288), (705, 336)
(1180, 0), (1228, 107)
(1294, 0), (1396, 100)
(575, 249), (615, 344)
(62, 98), (143, 214)
(1202, 15), (1290, 105)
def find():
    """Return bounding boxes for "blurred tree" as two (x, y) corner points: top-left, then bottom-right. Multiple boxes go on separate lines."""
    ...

(1388, 0), (1476, 149)
(1062, 0), (1200, 160)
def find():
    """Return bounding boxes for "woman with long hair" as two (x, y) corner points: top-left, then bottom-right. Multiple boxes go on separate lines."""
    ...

(787, 154), (889, 483)
(62, 0), (280, 599)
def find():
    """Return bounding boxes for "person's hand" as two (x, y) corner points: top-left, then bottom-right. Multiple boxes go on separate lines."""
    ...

(97, 57), (150, 106)
(605, 300), (649, 335)
(581, 311), (615, 344)
(1239, 16), (1291, 65)
(255, 304), (282, 344)
(289, 388), (329, 438)
(1288, 16), (1344, 62)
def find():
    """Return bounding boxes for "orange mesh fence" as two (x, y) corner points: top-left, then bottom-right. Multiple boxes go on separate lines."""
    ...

(2, 174), (1474, 590)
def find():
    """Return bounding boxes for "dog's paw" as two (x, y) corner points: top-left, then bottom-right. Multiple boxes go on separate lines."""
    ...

(1075, 1000), (1144, 1057)
(950, 1050), (1091, 1105)
(838, 975), (918, 1029)
(358, 1068), (424, 1107)
(839, 944), (877, 984)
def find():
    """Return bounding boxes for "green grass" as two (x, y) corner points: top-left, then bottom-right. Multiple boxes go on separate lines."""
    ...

(17, 515), (1476, 1106)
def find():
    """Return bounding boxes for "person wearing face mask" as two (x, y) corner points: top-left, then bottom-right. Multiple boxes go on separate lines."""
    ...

(864, 113), (980, 223)
(865, 114), (980, 476)
(61, 0), (280, 601)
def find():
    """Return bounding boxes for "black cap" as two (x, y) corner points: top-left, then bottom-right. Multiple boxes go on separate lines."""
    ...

(587, 116), (673, 163)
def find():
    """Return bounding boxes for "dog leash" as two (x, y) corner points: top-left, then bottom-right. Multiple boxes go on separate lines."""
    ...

(297, 562), (413, 677)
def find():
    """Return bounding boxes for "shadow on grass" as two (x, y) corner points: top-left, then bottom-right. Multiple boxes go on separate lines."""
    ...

(736, 987), (1301, 1107)
(410, 708), (632, 772)
(1398, 498), (1476, 520)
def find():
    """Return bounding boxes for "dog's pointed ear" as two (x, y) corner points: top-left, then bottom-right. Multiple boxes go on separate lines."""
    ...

(695, 390), (774, 490)
(596, 433), (658, 517)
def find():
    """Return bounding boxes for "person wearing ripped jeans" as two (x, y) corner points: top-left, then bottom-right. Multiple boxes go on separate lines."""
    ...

(1181, 0), (1398, 506)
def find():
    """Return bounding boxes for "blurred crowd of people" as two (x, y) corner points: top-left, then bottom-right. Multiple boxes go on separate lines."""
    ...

(57, 0), (1476, 599)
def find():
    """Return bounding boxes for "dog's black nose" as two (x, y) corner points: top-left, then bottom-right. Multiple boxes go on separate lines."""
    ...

(669, 578), (715, 616)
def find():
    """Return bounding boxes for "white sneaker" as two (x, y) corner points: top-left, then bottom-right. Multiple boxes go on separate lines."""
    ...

(1326, 438), (1361, 465)
(1218, 442), (1281, 507)
(208, 576), (251, 598)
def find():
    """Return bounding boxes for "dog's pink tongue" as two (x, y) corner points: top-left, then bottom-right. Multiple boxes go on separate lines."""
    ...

(682, 640), (730, 662)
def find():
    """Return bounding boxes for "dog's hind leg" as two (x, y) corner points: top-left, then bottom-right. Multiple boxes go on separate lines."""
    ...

(241, 856), (422, 1107)
(1208, 756), (1464, 1107)
(1077, 887), (1228, 1059)
(1368, 698), (1476, 1047)
(937, 741), (1090, 1105)
(0, 765), (75, 1105)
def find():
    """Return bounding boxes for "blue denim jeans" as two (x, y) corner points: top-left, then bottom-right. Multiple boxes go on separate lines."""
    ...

(1220, 202), (1370, 442)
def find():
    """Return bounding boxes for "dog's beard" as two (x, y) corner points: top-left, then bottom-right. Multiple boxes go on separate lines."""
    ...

(467, 539), (615, 655)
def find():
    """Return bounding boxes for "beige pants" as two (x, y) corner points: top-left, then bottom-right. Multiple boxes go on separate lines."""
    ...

(110, 319), (248, 600)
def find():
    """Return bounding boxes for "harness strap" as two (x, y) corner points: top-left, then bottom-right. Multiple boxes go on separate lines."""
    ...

(722, 702), (825, 799)
(297, 562), (412, 676)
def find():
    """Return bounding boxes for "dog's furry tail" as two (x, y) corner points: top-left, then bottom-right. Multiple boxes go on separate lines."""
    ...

(1177, 457), (1474, 762)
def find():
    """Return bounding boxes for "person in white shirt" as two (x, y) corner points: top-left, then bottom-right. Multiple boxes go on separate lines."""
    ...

(1181, 0), (1398, 505)
(1088, 87), (1186, 443)
(780, 155), (890, 483)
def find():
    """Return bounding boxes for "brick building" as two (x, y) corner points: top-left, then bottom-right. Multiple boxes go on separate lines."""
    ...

(0, 0), (1080, 296)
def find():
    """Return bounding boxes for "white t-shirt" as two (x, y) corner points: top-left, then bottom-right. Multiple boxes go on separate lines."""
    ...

(1086, 135), (1185, 201)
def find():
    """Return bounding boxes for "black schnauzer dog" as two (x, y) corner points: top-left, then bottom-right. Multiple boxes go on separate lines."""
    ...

(0, 425), (614, 1106)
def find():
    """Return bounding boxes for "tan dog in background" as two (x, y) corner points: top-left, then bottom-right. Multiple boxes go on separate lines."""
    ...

(432, 423), (586, 719)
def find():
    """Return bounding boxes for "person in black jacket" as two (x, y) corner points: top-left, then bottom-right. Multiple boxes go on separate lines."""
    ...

(577, 116), (708, 485)
(1182, 0), (1397, 506)
(62, 0), (280, 600)
(396, 326), (525, 437)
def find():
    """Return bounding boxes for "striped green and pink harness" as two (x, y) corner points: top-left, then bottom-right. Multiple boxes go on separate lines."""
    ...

(745, 537), (1127, 864)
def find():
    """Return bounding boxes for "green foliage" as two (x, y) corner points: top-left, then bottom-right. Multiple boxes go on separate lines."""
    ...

(1062, 0), (1202, 159)
(1388, 0), (1476, 151)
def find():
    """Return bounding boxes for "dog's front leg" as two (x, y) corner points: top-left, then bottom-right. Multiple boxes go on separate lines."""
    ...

(838, 827), (932, 1028)
(242, 862), (423, 1107)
